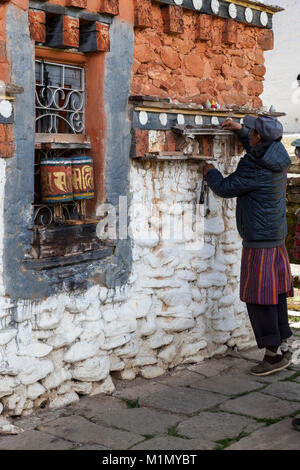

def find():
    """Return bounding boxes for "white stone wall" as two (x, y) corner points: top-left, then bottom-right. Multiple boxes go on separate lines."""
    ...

(0, 140), (254, 417)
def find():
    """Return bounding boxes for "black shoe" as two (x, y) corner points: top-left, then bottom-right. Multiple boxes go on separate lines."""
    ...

(292, 418), (300, 431)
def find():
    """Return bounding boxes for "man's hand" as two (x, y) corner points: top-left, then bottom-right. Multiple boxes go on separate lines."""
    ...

(221, 119), (242, 131)
(203, 164), (215, 177)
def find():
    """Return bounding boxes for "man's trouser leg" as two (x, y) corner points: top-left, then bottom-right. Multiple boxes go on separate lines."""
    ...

(246, 293), (292, 349)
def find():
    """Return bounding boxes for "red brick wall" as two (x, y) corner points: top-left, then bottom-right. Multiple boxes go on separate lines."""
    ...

(132, 4), (273, 109)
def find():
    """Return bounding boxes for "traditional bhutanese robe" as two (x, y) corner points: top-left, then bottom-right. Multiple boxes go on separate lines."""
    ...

(240, 245), (294, 305)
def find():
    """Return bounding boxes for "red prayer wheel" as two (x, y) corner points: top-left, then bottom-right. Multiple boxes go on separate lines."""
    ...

(71, 155), (94, 201)
(40, 158), (73, 203)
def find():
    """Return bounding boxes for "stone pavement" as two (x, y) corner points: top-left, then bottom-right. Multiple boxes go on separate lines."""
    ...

(1, 335), (300, 450)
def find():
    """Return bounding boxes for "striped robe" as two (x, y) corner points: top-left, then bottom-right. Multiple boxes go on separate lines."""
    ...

(240, 244), (294, 305)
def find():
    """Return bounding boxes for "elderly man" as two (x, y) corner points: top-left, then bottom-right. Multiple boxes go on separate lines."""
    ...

(204, 115), (294, 376)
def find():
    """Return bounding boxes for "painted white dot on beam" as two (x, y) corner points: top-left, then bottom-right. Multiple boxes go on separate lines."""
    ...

(192, 0), (203, 10)
(195, 115), (203, 125)
(174, 0), (183, 5)
(245, 7), (253, 23)
(228, 3), (237, 19)
(177, 114), (185, 125)
(159, 113), (168, 126)
(260, 11), (268, 27)
(211, 0), (220, 15)
(0, 100), (13, 119)
(211, 116), (219, 125)
(139, 111), (148, 126)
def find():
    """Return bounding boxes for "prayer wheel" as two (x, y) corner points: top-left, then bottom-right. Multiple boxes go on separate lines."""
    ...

(71, 155), (94, 201)
(40, 158), (73, 203)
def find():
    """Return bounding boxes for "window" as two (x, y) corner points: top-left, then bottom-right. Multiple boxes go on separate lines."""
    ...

(35, 60), (86, 134)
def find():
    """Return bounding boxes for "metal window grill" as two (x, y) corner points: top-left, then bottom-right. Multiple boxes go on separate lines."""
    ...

(35, 60), (86, 134)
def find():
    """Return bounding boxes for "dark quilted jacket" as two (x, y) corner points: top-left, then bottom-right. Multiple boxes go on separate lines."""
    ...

(205, 126), (291, 248)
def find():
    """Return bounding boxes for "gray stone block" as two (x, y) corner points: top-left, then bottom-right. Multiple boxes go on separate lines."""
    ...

(0, 430), (72, 450)
(37, 415), (143, 450)
(131, 436), (215, 450)
(177, 411), (264, 441)
(226, 418), (300, 450)
(220, 392), (300, 419)
(262, 381), (300, 402)
(189, 376), (265, 396)
(139, 388), (228, 415)
(93, 407), (183, 435)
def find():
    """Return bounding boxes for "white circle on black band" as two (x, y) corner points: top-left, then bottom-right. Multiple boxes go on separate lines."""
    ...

(228, 3), (237, 19)
(211, 0), (220, 15)
(192, 0), (203, 10)
(245, 7), (253, 23)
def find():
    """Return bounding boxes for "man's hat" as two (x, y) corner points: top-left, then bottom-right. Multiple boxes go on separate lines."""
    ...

(243, 115), (283, 141)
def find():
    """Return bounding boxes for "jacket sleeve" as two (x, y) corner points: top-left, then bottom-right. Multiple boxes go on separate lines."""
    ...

(205, 164), (259, 199)
(235, 126), (251, 153)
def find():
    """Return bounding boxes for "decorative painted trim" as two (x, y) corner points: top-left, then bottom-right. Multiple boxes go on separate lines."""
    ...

(132, 105), (285, 131)
(153, 0), (284, 29)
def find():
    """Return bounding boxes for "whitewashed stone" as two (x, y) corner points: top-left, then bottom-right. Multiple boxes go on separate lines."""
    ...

(114, 340), (139, 359)
(157, 317), (195, 332)
(141, 318), (157, 337)
(65, 297), (90, 314)
(209, 290), (223, 300)
(219, 295), (235, 307)
(0, 402), (3, 414)
(64, 339), (103, 363)
(7, 356), (54, 386)
(176, 270), (197, 281)
(72, 357), (110, 382)
(104, 320), (136, 338)
(49, 392), (79, 410)
(71, 381), (93, 395)
(57, 382), (72, 395)
(158, 344), (177, 363)
(0, 417), (24, 435)
(102, 308), (118, 322)
(196, 244), (215, 260)
(26, 383), (46, 400)
(180, 340), (207, 357)
(90, 375), (115, 395)
(42, 369), (72, 390)
(133, 355), (157, 367)
(221, 231), (239, 244)
(149, 332), (174, 349)
(213, 318), (243, 332)
(223, 242), (242, 251)
(117, 369), (137, 381)
(140, 366), (165, 379)
(109, 354), (125, 371)
(123, 296), (152, 319)
(191, 303), (207, 318)
(102, 334), (131, 350)
(204, 217), (225, 235)
(157, 289), (192, 307)
(2, 385), (27, 415)
(17, 342), (52, 358)
(47, 327), (83, 349)
(134, 232), (159, 249)
(197, 272), (227, 288)
(191, 288), (203, 303)
(0, 329), (17, 346)
(213, 332), (232, 344)
(141, 279), (183, 289)
(80, 321), (105, 342)
(144, 267), (175, 278)
(36, 309), (63, 330)
(0, 377), (19, 398)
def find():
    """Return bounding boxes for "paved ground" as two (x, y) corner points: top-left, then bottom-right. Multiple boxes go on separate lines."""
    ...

(0, 329), (300, 450)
